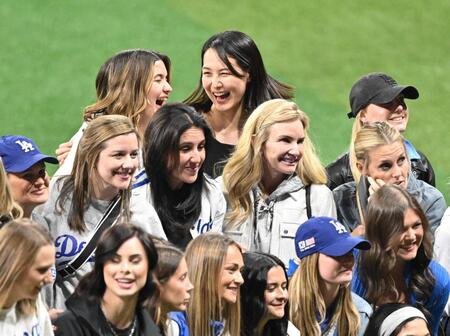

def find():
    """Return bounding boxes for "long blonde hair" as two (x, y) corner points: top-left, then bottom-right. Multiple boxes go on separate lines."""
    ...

(352, 121), (405, 183)
(0, 219), (53, 315)
(289, 253), (360, 336)
(185, 233), (241, 336)
(223, 99), (326, 227)
(0, 160), (22, 222)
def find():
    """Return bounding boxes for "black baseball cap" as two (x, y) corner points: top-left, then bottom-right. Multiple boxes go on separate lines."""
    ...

(347, 73), (419, 118)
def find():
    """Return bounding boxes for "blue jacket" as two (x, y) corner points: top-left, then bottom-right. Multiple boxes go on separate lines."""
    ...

(352, 259), (450, 336)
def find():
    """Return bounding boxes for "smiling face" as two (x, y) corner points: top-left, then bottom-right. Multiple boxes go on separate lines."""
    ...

(93, 132), (139, 200)
(159, 257), (194, 312)
(393, 207), (424, 263)
(12, 244), (55, 303)
(145, 60), (172, 117)
(201, 48), (249, 115)
(263, 266), (288, 321)
(360, 95), (409, 132)
(167, 127), (206, 190)
(103, 237), (149, 301)
(219, 245), (244, 304)
(359, 141), (409, 188)
(318, 251), (355, 288)
(7, 161), (50, 216)
(262, 119), (305, 183)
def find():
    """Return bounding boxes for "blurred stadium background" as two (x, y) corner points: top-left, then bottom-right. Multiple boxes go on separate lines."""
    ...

(1, 0), (449, 200)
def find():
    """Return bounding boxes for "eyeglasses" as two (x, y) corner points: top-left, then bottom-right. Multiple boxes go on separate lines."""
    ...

(378, 95), (407, 111)
(15, 167), (47, 182)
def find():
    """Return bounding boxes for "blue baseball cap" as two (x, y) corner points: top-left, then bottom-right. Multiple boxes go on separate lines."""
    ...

(0, 135), (58, 173)
(294, 217), (371, 259)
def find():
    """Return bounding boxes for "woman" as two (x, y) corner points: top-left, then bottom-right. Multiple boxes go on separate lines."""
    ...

(53, 223), (162, 335)
(171, 233), (244, 335)
(333, 121), (445, 234)
(0, 219), (55, 336)
(34, 115), (163, 309)
(222, 99), (335, 266)
(0, 159), (22, 227)
(364, 303), (431, 336)
(152, 238), (193, 335)
(185, 30), (294, 177)
(134, 103), (225, 248)
(240, 252), (299, 336)
(353, 184), (450, 336)
(55, 48), (172, 176)
(289, 216), (372, 336)
(326, 72), (435, 190)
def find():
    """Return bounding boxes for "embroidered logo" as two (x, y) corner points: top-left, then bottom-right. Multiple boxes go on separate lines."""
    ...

(329, 219), (347, 234)
(15, 140), (34, 152)
(298, 236), (315, 252)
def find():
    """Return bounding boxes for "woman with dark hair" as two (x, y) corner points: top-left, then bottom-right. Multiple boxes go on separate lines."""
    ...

(152, 239), (193, 335)
(34, 115), (163, 310)
(353, 184), (450, 336)
(134, 103), (225, 248)
(240, 252), (299, 336)
(55, 48), (172, 176)
(53, 223), (162, 336)
(185, 30), (294, 177)
(364, 303), (430, 336)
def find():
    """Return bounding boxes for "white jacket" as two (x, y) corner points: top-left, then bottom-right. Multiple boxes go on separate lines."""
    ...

(132, 171), (226, 239)
(222, 175), (336, 266)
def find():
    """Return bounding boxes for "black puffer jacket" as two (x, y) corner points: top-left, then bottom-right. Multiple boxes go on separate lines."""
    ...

(53, 294), (162, 336)
(326, 150), (435, 191)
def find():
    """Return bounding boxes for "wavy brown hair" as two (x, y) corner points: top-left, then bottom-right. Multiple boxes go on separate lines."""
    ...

(83, 49), (171, 133)
(357, 184), (435, 320)
(0, 160), (22, 223)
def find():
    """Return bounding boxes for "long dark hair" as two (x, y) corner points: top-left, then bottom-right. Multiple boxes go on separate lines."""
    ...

(185, 30), (293, 117)
(241, 252), (289, 336)
(358, 184), (435, 321)
(364, 303), (430, 336)
(75, 223), (159, 306)
(143, 103), (213, 248)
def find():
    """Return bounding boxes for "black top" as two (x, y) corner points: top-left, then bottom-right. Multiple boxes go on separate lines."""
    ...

(204, 136), (235, 178)
(53, 294), (162, 336)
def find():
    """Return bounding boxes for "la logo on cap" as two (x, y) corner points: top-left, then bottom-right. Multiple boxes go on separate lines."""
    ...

(15, 140), (34, 153)
(329, 219), (347, 234)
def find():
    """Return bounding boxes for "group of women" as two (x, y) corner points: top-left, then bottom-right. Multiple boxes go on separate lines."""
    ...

(0, 29), (449, 335)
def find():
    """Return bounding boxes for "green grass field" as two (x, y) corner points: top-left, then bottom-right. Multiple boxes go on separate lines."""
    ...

(1, 0), (449, 201)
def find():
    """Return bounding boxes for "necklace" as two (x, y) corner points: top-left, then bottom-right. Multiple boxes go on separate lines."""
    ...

(105, 314), (137, 336)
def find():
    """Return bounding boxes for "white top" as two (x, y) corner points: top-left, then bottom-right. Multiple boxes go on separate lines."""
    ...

(0, 294), (54, 336)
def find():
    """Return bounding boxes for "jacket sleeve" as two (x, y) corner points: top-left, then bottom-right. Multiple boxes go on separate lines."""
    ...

(53, 311), (88, 336)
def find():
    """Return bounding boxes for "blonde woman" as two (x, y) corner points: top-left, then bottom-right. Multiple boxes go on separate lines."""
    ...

(222, 98), (335, 266)
(332, 122), (445, 234)
(0, 219), (55, 336)
(326, 72), (434, 190)
(33, 115), (163, 310)
(289, 216), (372, 336)
(0, 159), (22, 227)
(175, 233), (244, 336)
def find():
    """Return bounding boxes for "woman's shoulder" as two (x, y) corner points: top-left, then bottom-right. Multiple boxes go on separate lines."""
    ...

(429, 260), (450, 286)
(351, 292), (373, 316)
